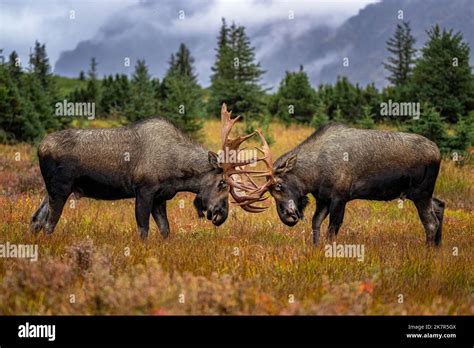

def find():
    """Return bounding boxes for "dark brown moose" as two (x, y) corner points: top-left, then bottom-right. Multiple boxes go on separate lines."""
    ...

(30, 104), (265, 239)
(245, 123), (445, 246)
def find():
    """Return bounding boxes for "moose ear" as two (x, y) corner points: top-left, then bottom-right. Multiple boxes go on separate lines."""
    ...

(275, 154), (297, 175)
(208, 151), (221, 169)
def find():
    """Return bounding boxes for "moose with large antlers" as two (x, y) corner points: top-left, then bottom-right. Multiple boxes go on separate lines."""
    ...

(31, 103), (444, 247)
(30, 104), (269, 238)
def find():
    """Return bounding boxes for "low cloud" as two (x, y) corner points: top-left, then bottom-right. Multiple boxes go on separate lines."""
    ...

(1, 0), (376, 86)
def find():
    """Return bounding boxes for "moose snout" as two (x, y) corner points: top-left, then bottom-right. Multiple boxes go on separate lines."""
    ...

(278, 203), (299, 226)
(205, 204), (228, 226)
(285, 211), (299, 225)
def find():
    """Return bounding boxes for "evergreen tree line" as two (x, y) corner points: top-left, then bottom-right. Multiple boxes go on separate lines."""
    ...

(0, 42), (65, 142)
(0, 20), (473, 153)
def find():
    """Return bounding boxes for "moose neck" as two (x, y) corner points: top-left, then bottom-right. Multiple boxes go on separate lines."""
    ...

(171, 149), (214, 195)
(292, 155), (319, 195)
(173, 173), (207, 194)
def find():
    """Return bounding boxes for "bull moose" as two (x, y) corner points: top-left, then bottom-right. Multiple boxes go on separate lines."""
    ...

(30, 104), (258, 238)
(241, 123), (445, 246)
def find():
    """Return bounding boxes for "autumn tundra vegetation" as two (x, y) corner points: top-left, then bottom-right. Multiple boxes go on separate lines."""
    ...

(0, 19), (473, 314)
(0, 119), (472, 315)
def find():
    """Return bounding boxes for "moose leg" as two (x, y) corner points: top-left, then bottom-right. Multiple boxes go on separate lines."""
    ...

(30, 194), (50, 233)
(432, 197), (445, 246)
(193, 196), (205, 218)
(312, 200), (329, 246)
(135, 189), (154, 239)
(44, 194), (68, 234)
(327, 199), (346, 240)
(414, 197), (440, 246)
(152, 199), (170, 238)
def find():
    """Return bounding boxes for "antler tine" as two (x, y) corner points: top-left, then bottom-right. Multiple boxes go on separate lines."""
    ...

(229, 187), (268, 213)
(255, 130), (274, 177)
(240, 204), (267, 213)
(221, 103), (254, 150)
(220, 103), (275, 212)
(232, 196), (268, 205)
(220, 103), (237, 144)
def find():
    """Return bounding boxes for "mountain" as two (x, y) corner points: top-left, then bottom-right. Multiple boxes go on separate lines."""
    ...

(315, 0), (474, 87)
(54, 0), (474, 89)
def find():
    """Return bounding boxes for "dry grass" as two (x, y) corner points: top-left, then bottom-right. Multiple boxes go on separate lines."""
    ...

(0, 120), (472, 315)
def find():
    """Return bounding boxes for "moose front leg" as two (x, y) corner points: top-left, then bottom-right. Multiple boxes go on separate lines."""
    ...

(312, 200), (329, 246)
(327, 199), (346, 240)
(152, 199), (170, 238)
(135, 189), (154, 239)
(193, 196), (205, 218)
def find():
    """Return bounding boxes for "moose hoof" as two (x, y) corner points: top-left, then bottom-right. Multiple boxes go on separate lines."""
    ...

(312, 233), (320, 246)
(426, 240), (440, 247)
(30, 222), (43, 234)
(139, 229), (149, 240)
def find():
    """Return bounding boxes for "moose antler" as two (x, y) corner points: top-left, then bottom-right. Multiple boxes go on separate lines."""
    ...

(220, 103), (274, 213)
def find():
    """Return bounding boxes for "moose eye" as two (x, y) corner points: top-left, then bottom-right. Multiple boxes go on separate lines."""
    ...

(218, 180), (227, 189)
(274, 183), (283, 192)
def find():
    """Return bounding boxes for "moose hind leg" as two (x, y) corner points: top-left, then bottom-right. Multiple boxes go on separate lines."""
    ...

(30, 195), (50, 233)
(152, 199), (170, 238)
(44, 194), (68, 234)
(414, 198), (440, 246)
(432, 197), (445, 246)
(135, 189), (154, 239)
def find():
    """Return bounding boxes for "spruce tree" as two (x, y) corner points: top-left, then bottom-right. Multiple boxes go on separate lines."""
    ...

(0, 62), (45, 142)
(411, 25), (474, 123)
(116, 74), (131, 113)
(126, 59), (155, 121)
(363, 83), (382, 122)
(383, 22), (416, 87)
(29, 41), (52, 90)
(85, 57), (101, 109)
(99, 73), (131, 116)
(405, 103), (448, 150)
(166, 43), (197, 84)
(160, 45), (202, 135)
(208, 18), (265, 119)
(28, 42), (61, 131)
(22, 71), (58, 132)
(100, 75), (114, 115)
(333, 106), (344, 123)
(273, 66), (317, 124)
(332, 76), (359, 122)
(358, 105), (376, 129)
(0, 63), (24, 141)
(160, 77), (202, 135)
(211, 18), (233, 81)
(8, 51), (22, 84)
(448, 112), (474, 152)
(310, 100), (330, 128)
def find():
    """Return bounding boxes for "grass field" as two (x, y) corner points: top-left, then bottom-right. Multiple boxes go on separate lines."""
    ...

(0, 120), (472, 315)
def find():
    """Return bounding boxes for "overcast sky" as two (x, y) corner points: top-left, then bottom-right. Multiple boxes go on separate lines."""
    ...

(0, 0), (377, 85)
